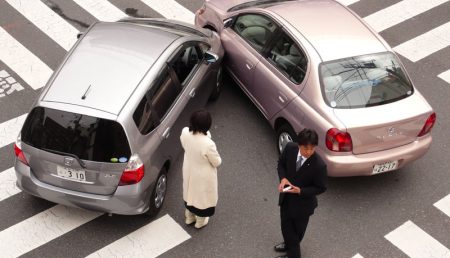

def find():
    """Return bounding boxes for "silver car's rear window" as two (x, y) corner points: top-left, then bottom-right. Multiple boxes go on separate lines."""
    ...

(21, 107), (131, 163)
(320, 52), (414, 109)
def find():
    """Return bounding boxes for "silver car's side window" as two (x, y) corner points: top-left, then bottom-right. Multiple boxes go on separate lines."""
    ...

(267, 32), (307, 84)
(233, 14), (278, 52)
(133, 67), (182, 134)
(168, 44), (205, 86)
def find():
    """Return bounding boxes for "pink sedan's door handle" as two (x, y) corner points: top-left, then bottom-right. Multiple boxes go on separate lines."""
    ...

(245, 63), (253, 70)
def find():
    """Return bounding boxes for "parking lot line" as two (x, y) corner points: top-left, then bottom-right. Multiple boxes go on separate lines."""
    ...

(140, 0), (194, 24)
(438, 70), (450, 84)
(0, 205), (102, 257)
(0, 167), (21, 202)
(393, 21), (450, 62)
(0, 27), (52, 90)
(87, 214), (190, 258)
(384, 220), (450, 258)
(5, 0), (79, 51)
(0, 113), (27, 149)
(72, 0), (127, 22)
(434, 194), (450, 217)
(363, 0), (449, 32)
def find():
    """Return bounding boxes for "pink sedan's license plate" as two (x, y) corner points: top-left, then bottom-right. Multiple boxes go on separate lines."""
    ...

(373, 160), (398, 174)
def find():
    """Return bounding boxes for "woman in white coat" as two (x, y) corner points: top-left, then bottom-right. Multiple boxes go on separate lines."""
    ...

(180, 110), (222, 229)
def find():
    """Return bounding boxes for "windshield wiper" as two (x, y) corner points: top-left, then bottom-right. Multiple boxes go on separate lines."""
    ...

(42, 148), (86, 168)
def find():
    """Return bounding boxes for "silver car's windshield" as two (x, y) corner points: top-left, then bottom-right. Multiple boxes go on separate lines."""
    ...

(320, 52), (414, 109)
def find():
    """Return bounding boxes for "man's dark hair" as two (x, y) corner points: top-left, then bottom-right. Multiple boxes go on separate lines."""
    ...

(297, 128), (319, 146)
(189, 109), (212, 135)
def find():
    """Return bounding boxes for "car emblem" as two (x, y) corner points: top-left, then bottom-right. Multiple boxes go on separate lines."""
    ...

(64, 157), (74, 167)
(387, 127), (396, 136)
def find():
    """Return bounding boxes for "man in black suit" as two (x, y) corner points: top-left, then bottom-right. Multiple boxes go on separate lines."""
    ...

(274, 128), (327, 258)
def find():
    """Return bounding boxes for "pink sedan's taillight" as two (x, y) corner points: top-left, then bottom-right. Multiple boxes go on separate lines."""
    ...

(326, 128), (353, 152)
(119, 154), (145, 186)
(14, 134), (29, 166)
(417, 112), (436, 137)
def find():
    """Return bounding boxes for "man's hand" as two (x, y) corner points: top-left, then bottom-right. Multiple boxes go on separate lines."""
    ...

(278, 178), (291, 192)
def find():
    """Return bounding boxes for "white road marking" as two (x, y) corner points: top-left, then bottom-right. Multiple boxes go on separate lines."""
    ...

(86, 214), (191, 258)
(0, 205), (102, 257)
(0, 70), (24, 98)
(364, 0), (449, 32)
(140, 0), (194, 24)
(72, 0), (126, 22)
(0, 27), (52, 90)
(438, 70), (450, 84)
(5, 0), (79, 51)
(384, 220), (450, 258)
(394, 21), (450, 62)
(351, 253), (364, 258)
(336, 0), (360, 6)
(0, 167), (21, 202)
(0, 113), (27, 149)
(434, 194), (450, 218)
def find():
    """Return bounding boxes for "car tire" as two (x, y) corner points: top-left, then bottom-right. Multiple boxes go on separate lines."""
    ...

(146, 167), (168, 217)
(209, 66), (222, 101)
(276, 124), (297, 154)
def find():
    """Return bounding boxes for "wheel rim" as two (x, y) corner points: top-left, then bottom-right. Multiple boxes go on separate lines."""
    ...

(278, 132), (293, 153)
(216, 67), (222, 90)
(154, 174), (167, 209)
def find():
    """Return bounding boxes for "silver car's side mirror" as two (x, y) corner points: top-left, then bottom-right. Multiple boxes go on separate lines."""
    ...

(205, 51), (219, 64)
(223, 18), (233, 28)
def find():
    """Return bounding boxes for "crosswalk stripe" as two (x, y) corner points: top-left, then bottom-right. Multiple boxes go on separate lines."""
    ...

(438, 70), (450, 84)
(87, 214), (190, 258)
(434, 194), (450, 217)
(72, 0), (127, 22)
(140, 0), (195, 24)
(384, 220), (450, 258)
(363, 0), (449, 32)
(5, 0), (79, 51)
(0, 27), (52, 90)
(0, 205), (102, 257)
(393, 21), (450, 62)
(336, 0), (360, 6)
(0, 167), (21, 202)
(0, 113), (27, 149)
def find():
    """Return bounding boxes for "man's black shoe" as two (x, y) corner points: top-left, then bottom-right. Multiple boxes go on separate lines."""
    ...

(274, 242), (287, 252)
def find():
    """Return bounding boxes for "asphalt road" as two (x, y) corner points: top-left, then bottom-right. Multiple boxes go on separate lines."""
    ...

(0, 0), (449, 257)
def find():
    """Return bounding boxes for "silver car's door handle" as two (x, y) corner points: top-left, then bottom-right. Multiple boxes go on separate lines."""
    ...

(189, 88), (196, 98)
(245, 63), (252, 70)
(162, 127), (171, 139)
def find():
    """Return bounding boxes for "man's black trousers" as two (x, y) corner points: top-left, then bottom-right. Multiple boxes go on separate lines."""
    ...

(280, 206), (310, 258)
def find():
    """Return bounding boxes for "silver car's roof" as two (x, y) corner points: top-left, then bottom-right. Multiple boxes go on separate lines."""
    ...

(267, 0), (387, 61)
(42, 22), (179, 115)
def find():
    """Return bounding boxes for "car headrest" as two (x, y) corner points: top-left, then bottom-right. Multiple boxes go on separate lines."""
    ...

(289, 45), (300, 56)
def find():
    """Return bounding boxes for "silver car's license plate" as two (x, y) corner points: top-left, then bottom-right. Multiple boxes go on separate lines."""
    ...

(56, 166), (86, 182)
(373, 160), (398, 174)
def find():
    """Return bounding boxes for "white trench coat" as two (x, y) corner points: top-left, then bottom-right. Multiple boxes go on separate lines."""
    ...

(180, 127), (222, 209)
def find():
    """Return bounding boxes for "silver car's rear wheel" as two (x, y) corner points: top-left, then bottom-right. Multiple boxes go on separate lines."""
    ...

(277, 124), (296, 154)
(146, 168), (167, 217)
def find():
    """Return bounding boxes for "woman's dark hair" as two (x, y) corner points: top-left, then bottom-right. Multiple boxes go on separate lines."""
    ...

(297, 128), (319, 146)
(189, 109), (212, 135)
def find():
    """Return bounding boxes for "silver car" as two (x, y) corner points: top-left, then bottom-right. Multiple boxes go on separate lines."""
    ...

(14, 18), (224, 216)
(195, 0), (436, 176)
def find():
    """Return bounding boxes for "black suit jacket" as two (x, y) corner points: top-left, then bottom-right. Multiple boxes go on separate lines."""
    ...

(278, 142), (327, 218)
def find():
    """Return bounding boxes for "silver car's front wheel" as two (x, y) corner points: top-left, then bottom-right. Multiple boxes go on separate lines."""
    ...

(277, 124), (296, 154)
(209, 66), (222, 101)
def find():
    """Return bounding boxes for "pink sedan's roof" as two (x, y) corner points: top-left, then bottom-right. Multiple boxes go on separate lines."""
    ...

(267, 0), (387, 61)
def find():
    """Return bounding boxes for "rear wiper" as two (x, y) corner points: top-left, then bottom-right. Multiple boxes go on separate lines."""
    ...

(42, 148), (86, 168)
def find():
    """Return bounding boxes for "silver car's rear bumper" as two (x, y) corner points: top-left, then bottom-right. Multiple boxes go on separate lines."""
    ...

(322, 135), (432, 177)
(15, 162), (152, 215)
